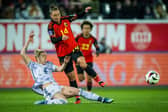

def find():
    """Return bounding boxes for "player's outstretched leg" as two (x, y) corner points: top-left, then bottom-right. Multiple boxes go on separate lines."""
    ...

(35, 86), (113, 104)
(61, 86), (113, 104)
(35, 93), (68, 105)
(78, 88), (113, 103)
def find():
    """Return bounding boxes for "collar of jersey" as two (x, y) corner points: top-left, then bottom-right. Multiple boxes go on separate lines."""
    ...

(81, 33), (92, 39)
(51, 19), (62, 25)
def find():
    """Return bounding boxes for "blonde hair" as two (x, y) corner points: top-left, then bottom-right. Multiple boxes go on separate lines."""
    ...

(34, 49), (45, 58)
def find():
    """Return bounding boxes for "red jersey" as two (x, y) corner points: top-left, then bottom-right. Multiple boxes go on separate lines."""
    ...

(48, 16), (78, 57)
(76, 34), (99, 63)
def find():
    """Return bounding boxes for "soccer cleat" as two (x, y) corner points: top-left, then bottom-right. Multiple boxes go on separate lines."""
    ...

(99, 81), (105, 87)
(102, 98), (114, 104)
(34, 100), (47, 104)
(75, 98), (81, 104)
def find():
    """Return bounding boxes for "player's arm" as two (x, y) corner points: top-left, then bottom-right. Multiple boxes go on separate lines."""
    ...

(53, 56), (71, 72)
(20, 32), (34, 65)
(63, 7), (92, 22)
(48, 23), (68, 44)
(93, 38), (100, 56)
(75, 35), (80, 42)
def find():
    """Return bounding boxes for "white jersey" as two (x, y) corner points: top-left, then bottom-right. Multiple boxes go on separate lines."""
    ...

(28, 61), (59, 87)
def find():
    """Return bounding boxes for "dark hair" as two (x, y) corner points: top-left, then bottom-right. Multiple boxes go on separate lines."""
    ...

(49, 4), (59, 14)
(81, 21), (93, 29)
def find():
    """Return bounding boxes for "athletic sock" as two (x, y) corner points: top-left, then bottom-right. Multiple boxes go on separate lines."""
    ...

(75, 96), (81, 104)
(87, 81), (92, 91)
(78, 88), (103, 102)
(93, 75), (101, 83)
(76, 95), (80, 99)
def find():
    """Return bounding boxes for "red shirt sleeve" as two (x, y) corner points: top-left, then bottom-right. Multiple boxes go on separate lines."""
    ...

(48, 22), (62, 44)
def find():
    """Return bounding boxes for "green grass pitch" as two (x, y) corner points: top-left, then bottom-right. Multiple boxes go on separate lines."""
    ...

(0, 86), (168, 112)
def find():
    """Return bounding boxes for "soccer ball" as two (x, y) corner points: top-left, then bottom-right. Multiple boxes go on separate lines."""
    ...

(145, 71), (160, 85)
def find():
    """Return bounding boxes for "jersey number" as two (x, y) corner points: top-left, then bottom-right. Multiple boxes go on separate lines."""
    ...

(44, 67), (49, 74)
(61, 28), (69, 36)
(81, 44), (90, 50)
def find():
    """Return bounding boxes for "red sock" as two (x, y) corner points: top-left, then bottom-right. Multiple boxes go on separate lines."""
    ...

(94, 75), (101, 82)
(75, 96), (81, 104)
(76, 96), (80, 99)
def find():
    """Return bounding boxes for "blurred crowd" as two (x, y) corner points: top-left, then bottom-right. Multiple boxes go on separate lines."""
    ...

(0, 0), (168, 19)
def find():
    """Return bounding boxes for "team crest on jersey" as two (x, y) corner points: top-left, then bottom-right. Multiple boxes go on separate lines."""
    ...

(48, 30), (53, 36)
(64, 22), (68, 27)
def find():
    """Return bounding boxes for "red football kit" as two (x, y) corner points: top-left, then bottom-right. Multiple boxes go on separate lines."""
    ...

(76, 34), (99, 63)
(47, 9), (105, 97)
(48, 15), (78, 57)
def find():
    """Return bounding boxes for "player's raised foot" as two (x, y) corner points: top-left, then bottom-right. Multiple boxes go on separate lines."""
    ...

(94, 76), (105, 87)
(75, 98), (81, 104)
(99, 81), (105, 87)
(102, 98), (114, 104)
(34, 100), (47, 104)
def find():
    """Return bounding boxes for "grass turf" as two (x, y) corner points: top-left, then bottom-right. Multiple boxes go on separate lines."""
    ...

(0, 86), (168, 112)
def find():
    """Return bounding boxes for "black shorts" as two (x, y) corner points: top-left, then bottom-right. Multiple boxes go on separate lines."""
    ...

(58, 48), (83, 74)
(76, 62), (93, 74)
(71, 49), (83, 63)
(58, 55), (74, 74)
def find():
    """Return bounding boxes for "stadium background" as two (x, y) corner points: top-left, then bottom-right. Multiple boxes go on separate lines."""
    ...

(0, 0), (168, 112)
(0, 20), (168, 88)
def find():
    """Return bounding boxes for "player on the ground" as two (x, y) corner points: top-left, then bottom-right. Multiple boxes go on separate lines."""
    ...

(48, 5), (105, 103)
(75, 21), (100, 91)
(20, 32), (113, 104)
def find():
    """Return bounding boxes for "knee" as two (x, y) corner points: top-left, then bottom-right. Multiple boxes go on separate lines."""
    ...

(77, 58), (87, 69)
(68, 88), (79, 97)
(78, 74), (85, 82)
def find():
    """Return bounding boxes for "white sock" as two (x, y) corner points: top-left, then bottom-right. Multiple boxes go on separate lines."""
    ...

(78, 89), (103, 102)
